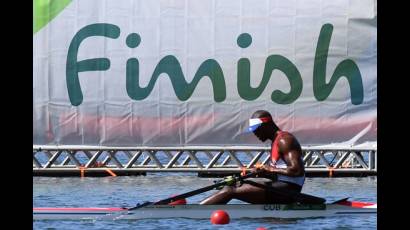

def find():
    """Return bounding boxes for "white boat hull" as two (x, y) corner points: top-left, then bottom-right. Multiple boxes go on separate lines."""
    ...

(34, 202), (376, 220)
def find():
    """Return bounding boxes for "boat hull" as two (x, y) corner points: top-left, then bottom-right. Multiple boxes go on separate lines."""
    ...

(33, 203), (376, 220)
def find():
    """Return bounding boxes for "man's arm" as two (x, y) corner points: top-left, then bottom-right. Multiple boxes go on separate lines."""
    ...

(266, 150), (304, 177)
(256, 135), (305, 177)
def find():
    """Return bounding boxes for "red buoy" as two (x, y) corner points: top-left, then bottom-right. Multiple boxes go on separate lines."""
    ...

(256, 227), (267, 230)
(210, 210), (230, 225)
(168, 195), (187, 205)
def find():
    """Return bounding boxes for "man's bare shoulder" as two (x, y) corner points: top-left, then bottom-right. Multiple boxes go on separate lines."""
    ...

(278, 132), (301, 152)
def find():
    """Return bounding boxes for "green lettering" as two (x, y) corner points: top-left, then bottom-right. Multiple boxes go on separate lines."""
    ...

(66, 23), (120, 106)
(238, 55), (302, 104)
(126, 55), (226, 101)
(313, 23), (363, 105)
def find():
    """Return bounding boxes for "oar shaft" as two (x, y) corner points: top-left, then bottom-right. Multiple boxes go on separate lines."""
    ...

(128, 172), (257, 211)
(153, 183), (222, 205)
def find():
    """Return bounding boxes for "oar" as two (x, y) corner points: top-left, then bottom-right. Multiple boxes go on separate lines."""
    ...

(129, 172), (257, 210)
(102, 172), (257, 219)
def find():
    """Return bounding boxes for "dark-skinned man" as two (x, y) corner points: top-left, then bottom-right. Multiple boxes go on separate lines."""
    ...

(200, 110), (305, 204)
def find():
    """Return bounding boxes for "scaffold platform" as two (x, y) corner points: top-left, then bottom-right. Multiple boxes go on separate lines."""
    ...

(33, 145), (376, 177)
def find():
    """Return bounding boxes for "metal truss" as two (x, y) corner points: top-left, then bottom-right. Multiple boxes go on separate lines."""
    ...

(33, 145), (377, 177)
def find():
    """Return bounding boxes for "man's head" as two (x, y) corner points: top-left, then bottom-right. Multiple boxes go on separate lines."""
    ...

(248, 110), (279, 142)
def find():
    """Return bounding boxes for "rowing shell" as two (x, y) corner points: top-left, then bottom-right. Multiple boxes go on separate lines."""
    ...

(33, 200), (376, 220)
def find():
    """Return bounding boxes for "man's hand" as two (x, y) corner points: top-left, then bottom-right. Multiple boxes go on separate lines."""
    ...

(250, 164), (269, 176)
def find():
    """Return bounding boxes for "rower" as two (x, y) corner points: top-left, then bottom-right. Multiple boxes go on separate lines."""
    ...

(200, 110), (313, 205)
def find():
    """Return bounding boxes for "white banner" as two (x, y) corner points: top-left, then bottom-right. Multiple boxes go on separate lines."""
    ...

(33, 0), (377, 148)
